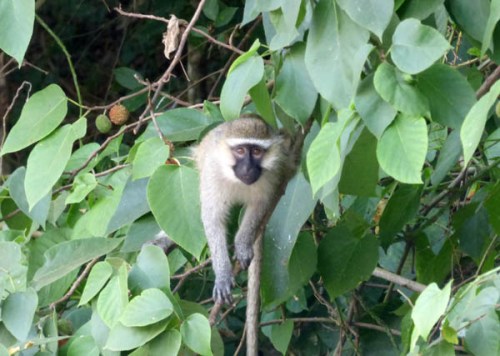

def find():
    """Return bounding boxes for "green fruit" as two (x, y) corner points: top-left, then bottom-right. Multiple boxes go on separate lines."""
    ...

(496, 101), (500, 118)
(96, 114), (112, 133)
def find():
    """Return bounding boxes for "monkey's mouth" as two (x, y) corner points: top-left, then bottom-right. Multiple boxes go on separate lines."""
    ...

(238, 174), (259, 185)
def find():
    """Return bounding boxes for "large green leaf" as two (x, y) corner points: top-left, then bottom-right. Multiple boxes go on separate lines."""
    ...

(391, 19), (450, 74)
(1, 288), (38, 340)
(355, 74), (397, 138)
(286, 233), (317, 297)
(337, 0), (393, 39)
(339, 129), (379, 197)
(447, 0), (489, 43)
(261, 173), (316, 308)
(180, 313), (212, 356)
(249, 78), (276, 127)
(410, 282), (451, 350)
(147, 165), (205, 259)
(106, 177), (150, 234)
(132, 137), (170, 180)
(0, 242), (27, 294)
(67, 335), (99, 356)
(417, 64), (476, 129)
(78, 261), (113, 306)
(142, 108), (213, 142)
(275, 43), (317, 125)
(25, 117), (87, 209)
(31, 237), (122, 290)
(262, 319), (294, 355)
(430, 130), (462, 186)
(481, 0), (500, 55)
(220, 55), (264, 120)
(374, 62), (429, 116)
(318, 218), (379, 298)
(97, 264), (128, 328)
(399, 0), (445, 20)
(120, 288), (173, 327)
(7, 167), (50, 228)
(305, 0), (372, 109)
(377, 114), (428, 184)
(105, 320), (169, 351)
(0, 0), (34, 65)
(65, 173), (98, 205)
(465, 310), (500, 356)
(460, 80), (500, 165)
(128, 245), (170, 292)
(379, 184), (422, 248)
(1, 84), (67, 155)
(267, 0), (301, 50)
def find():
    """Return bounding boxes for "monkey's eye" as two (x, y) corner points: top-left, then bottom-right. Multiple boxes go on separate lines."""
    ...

(251, 147), (263, 157)
(234, 147), (246, 156)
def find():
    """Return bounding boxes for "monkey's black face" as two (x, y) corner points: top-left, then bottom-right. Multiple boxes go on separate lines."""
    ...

(231, 144), (265, 185)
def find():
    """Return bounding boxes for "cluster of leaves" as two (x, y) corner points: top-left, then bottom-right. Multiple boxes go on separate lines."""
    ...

(0, 0), (499, 355)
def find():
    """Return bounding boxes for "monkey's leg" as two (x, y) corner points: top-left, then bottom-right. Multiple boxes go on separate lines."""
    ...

(201, 199), (234, 304)
(234, 200), (269, 269)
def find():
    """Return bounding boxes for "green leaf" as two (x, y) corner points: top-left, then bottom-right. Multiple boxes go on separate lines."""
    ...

(485, 182), (500, 235)
(461, 80), (500, 165)
(142, 108), (212, 143)
(261, 173), (316, 308)
(0, 242), (27, 294)
(68, 335), (99, 356)
(2, 84), (68, 155)
(147, 165), (205, 259)
(1, 288), (38, 340)
(447, 0), (489, 43)
(305, 0), (372, 109)
(25, 117), (87, 209)
(97, 264), (128, 327)
(453, 204), (490, 261)
(482, 0), (500, 55)
(287, 233), (317, 298)
(0, 0), (34, 65)
(265, 320), (294, 355)
(120, 289), (173, 327)
(132, 137), (170, 180)
(65, 173), (98, 204)
(148, 329), (182, 356)
(106, 177), (150, 234)
(128, 245), (170, 292)
(32, 237), (122, 290)
(227, 39), (260, 74)
(410, 282), (451, 349)
(318, 219), (379, 298)
(267, 2), (300, 50)
(275, 43), (318, 125)
(465, 310), (500, 356)
(431, 130), (462, 186)
(391, 19), (450, 74)
(355, 73), (397, 138)
(220, 55), (264, 120)
(337, 0), (393, 39)
(249, 78), (276, 127)
(79, 261), (113, 306)
(180, 313), (213, 356)
(417, 64), (476, 129)
(306, 123), (342, 195)
(121, 215), (162, 253)
(379, 184), (422, 248)
(7, 167), (50, 227)
(399, 0), (445, 20)
(339, 129), (379, 197)
(374, 62), (429, 116)
(377, 114), (428, 184)
(64, 142), (100, 172)
(105, 320), (168, 351)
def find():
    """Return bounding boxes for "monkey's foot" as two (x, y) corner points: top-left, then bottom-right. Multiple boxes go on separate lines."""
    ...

(213, 277), (234, 305)
(235, 245), (254, 270)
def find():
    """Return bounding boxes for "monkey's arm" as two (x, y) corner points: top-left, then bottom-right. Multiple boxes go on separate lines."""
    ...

(234, 198), (272, 269)
(200, 188), (234, 304)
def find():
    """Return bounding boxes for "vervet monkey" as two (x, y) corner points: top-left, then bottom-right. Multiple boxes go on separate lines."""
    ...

(195, 116), (296, 304)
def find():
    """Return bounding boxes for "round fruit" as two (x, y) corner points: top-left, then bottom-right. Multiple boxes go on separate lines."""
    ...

(109, 104), (130, 125)
(96, 114), (112, 133)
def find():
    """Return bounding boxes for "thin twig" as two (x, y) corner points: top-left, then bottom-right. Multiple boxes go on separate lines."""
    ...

(50, 258), (100, 309)
(475, 65), (500, 99)
(372, 267), (426, 293)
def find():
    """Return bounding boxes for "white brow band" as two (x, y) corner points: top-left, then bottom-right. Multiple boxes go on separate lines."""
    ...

(226, 138), (276, 149)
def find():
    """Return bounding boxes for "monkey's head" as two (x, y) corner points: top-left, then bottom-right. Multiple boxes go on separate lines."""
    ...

(222, 117), (283, 185)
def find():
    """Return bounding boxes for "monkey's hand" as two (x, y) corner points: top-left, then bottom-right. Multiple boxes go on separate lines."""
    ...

(213, 275), (234, 305)
(235, 242), (254, 270)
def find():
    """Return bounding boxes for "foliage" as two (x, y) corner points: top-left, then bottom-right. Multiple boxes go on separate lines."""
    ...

(0, 0), (499, 355)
